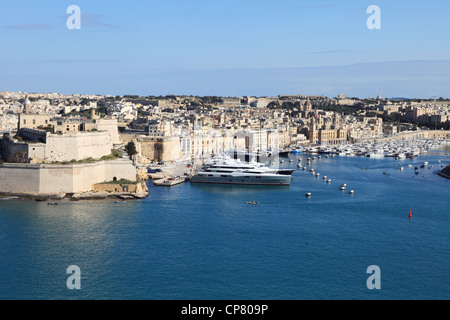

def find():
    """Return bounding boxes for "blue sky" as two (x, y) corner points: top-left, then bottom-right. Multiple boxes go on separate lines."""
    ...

(1, 0), (449, 98)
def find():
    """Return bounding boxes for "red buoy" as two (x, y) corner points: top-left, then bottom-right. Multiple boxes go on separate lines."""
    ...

(409, 209), (412, 218)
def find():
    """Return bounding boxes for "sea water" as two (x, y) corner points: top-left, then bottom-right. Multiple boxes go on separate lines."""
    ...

(0, 147), (449, 300)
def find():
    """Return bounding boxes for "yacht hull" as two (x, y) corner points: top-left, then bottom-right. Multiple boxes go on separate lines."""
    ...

(190, 175), (291, 186)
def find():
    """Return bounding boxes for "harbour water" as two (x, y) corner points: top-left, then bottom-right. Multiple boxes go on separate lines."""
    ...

(1, 145), (450, 300)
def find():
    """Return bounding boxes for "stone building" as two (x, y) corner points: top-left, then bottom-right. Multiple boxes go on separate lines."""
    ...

(1, 129), (113, 164)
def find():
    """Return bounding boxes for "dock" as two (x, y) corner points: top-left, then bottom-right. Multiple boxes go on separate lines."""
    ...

(147, 160), (197, 186)
(153, 177), (186, 187)
(147, 172), (169, 180)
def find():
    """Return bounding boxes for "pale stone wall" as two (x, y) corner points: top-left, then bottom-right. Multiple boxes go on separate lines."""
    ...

(38, 164), (81, 193)
(6, 130), (113, 163)
(137, 136), (182, 162)
(0, 164), (41, 193)
(103, 159), (138, 183)
(94, 118), (121, 144)
(53, 121), (80, 133)
(18, 114), (51, 131)
(138, 137), (162, 162)
(28, 143), (46, 163)
(0, 159), (136, 195)
(43, 131), (112, 162)
(160, 136), (182, 162)
(93, 183), (138, 193)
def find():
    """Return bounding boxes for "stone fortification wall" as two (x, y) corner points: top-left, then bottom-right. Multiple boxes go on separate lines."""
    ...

(94, 119), (121, 144)
(0, 159), (136, 195)
(137, 136), (182, 162)
(0, 164), (41, 194)
(3, 130), (113, 164)
(32, 131), (113, 162)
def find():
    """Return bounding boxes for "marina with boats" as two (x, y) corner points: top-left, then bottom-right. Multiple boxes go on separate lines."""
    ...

(289, 138), (446, 160)
(143, 138), (449, 188)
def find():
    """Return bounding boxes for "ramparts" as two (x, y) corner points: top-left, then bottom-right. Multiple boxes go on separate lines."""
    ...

(0, 159), (137, 196)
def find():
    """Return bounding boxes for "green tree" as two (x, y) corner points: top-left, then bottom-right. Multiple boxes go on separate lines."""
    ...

(125, 142), (137, 158)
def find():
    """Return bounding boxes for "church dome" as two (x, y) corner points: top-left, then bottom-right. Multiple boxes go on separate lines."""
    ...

(23, 97), (32, 113)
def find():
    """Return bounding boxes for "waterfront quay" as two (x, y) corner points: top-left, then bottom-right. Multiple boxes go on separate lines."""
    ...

(2, 91), (450, 197)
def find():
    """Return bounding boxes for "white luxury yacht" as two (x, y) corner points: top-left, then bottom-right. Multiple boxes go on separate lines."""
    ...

(190, 155), (293, 186)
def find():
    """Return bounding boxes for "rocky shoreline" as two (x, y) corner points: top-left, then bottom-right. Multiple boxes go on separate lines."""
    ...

(0, 190), (148, 201)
